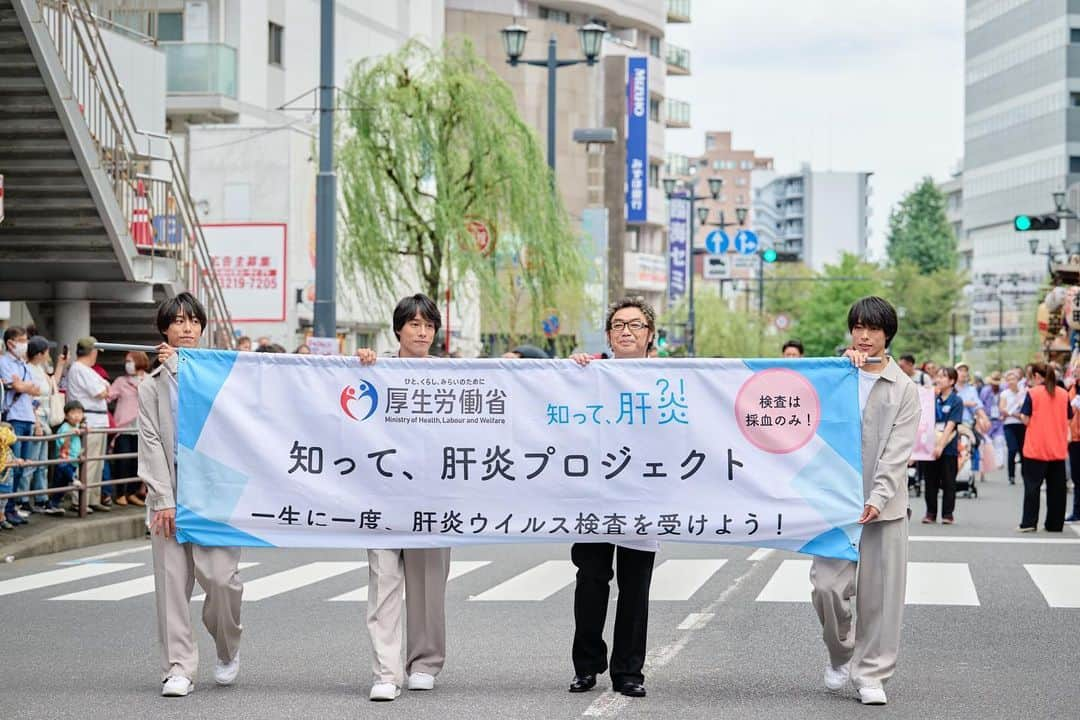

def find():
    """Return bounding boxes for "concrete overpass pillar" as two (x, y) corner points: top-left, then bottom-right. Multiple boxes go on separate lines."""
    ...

(53, 300), (90, 357)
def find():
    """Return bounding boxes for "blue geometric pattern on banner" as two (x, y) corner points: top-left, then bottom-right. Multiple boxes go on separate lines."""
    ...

(176, 505), (273, 547)
(177, 348), (237, 449)
(800, 527), (859, 562)
(743, 357), (862, 475)
(791, 444), (863, 559)
(177, 444), (250, 523)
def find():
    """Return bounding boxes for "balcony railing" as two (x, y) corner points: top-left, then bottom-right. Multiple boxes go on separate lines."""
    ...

(667, 0), (691, 23)
(666, 43), (690, 75)
(666, 98), (690, 128)
(163, 42), (237, 97)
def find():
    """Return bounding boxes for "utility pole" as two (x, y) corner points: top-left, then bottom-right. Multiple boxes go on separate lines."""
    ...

(313, 0), (336, 339)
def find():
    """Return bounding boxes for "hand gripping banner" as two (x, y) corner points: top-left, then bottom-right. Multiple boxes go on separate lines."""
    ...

(175, 351), (864, 561)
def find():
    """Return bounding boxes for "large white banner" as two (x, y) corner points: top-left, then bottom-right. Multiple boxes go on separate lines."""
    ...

(176, 352), (865, 561)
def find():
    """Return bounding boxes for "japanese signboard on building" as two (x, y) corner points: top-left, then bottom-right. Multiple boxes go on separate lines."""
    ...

(625, 56), (648, 223)
(202, 223), (287, 322)
(668, 194), (690, 302)
(176, 353), (865, 561)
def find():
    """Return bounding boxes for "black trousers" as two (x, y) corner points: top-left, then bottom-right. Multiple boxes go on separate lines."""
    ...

(1003, 424), (1025, 481)
(1071, 443), (1080, 518)
(1021, 458), (1067, 531)
(571, 543), (655, 686)
(924, 454), (958, 519)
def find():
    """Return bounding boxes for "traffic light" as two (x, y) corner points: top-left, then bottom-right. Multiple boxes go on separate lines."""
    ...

(761, 248), (778, 263)
(1014, 214), (1060, 231)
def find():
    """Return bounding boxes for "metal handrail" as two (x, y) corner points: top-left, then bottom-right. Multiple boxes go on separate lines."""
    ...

(32, 0), (235, 348)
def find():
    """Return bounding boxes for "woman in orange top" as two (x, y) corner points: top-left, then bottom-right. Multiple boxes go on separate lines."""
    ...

(1018, 363), (1071, 532)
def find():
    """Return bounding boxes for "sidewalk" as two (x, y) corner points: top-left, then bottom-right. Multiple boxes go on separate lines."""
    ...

(0, 505), (147, 562)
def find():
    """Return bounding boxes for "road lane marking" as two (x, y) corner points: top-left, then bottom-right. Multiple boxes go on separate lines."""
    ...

(327, 560), (491, 602)
(648, 559), (727, 601)
(1025, 564), (1080, 608)
(755, 560), (980, 605)
(910, 535), (1080, 544)
(0, 563), (142, 597)
(50, 562), (259, 601)
(57, 544), (152, 565)
(470, 560), (576, 601)
(748, 548), (774, 562)
(194, 561), (366, 602)
(676, 612), (714, 630)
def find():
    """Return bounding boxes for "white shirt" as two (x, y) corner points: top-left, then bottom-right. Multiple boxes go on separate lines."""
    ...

(1001, 387), (1026, 425)
(66, 361), (109, 428)
(858, 369), (879, 418)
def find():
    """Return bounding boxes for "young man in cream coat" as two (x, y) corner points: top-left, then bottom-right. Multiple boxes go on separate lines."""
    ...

(810, 296), (920, 706)
(138, 293), (244, 697)
(356, 294), (451, 702)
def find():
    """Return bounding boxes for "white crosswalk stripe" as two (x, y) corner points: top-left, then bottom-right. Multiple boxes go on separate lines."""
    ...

(469, 560), (577, 601)
(0, 563), (143, 597)
(327, 560), (492, 602)
(194, 561), (366, 602)
(1025, 564), (1080, 608)
(755, 560), (981, 606)
(49, 563), (260, 602)
(649, 559), (727, 601)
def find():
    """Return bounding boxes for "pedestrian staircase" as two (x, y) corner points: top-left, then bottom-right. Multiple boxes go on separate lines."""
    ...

(0, 0), (232, 370)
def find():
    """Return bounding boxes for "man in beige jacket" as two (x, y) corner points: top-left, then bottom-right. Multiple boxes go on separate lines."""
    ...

(810, 296), (920, 706)
(138, 292), (244, 697)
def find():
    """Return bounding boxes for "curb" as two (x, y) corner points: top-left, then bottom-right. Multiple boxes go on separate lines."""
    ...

(0, 509), (146, 562)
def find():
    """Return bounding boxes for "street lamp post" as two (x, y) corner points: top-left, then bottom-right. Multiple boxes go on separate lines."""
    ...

(501, 22), (605, 173)
(664, 176), (723, 356)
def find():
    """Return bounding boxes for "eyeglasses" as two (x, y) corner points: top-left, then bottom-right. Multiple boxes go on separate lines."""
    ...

(609, 320), (649, 333)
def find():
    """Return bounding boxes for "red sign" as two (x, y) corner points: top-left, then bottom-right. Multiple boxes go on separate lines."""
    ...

(465, 218), (495, 256)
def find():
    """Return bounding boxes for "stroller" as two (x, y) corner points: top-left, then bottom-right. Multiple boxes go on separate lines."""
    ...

(955, 424), (978, 499)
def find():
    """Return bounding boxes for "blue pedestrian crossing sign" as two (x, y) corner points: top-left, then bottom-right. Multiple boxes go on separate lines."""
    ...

(704, 229), (730, 255)
(734, 229), (759, 255)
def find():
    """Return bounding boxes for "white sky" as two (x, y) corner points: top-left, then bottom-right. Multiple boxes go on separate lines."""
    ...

(663, 0), (965, 261)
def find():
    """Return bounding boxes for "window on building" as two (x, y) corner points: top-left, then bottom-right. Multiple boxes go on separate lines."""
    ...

(1071, 156), (1080, 173)
(712, 160), (723, 170)
(737, 194), (745, 203)
(706, 135), (716, 150)
(1072, 28), (1080, 43)
(1072, 92), (1080, 107)
(539, 6), (571, 24)
(626, 228), (640, 252)
(739, 160), (752, 170)
(649, 97), (661, 122)
(649, 35), (661, 57)
(648, 163), (660, 189)
(268, 22), (284, 66)
(735, 177), (747, 186)
(157, 11), (183, 41)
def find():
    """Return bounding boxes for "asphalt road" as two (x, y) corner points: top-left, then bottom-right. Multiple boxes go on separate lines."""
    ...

(1, 472), (1077, 720)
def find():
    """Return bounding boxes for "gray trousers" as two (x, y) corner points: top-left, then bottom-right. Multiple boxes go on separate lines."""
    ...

(366, 548), (451, 687)
(83, 431), (106, 505)
(810, 516), (908, 688)
(151, 532), (243, 681)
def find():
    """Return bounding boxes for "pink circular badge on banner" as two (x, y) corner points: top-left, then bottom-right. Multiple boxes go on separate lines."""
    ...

(735, 369), (821, 454)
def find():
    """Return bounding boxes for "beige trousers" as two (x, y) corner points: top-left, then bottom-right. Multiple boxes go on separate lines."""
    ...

(151, 531), (243, 681)
(810, 516), (908, 688)
(366, 547), (451, 687)
(83, 431), (106, 505)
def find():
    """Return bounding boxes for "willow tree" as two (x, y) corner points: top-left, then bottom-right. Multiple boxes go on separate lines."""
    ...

(337, 40), (584, 332)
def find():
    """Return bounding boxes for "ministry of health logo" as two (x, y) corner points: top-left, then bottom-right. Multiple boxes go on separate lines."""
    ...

(340, 380), (379, 421)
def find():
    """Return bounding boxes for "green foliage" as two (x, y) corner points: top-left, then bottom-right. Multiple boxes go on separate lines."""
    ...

(763, 261), (817, 320)
(887, 262), (966, 362)
(795, 254), (887, 356)
(337, 39), (584, 333)
(886, 177), (957, 273)
(664, 290), (771, 358)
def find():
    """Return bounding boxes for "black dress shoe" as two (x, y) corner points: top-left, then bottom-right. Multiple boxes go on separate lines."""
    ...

(569, 674), (597, 693)
(615, 682), (646, 697)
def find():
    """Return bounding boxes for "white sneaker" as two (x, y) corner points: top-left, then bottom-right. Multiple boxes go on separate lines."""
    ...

(369, 682), (401, 701)
(161, 675), (194, 697)
(858, 685), (888, 705)
(823, 662), (850, 692)
(214, 653), (240, 685)
(407, 672), (435, 690)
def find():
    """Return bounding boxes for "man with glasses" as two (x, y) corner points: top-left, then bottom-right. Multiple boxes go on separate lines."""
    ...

(565, 298), (659, 699)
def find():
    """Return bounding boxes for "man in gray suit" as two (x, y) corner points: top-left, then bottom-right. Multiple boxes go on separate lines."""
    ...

(810, 296), (920, 706)
(138, 292), (244, 697)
